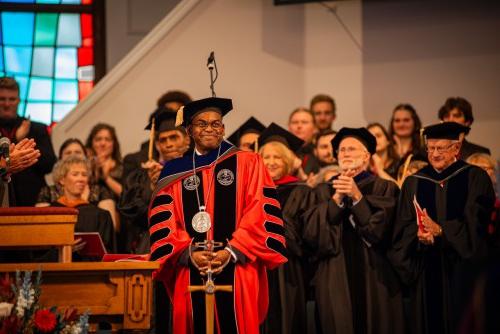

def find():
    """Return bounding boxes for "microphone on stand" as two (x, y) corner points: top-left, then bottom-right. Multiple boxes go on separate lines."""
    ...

(0, 137), (10, 159)
(207, 51), (215, 70)
(0, 137), (11, 173)
(207, 51), (218, 97)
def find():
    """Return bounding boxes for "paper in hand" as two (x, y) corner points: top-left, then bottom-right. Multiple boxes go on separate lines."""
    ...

(413, 195), (427, 233)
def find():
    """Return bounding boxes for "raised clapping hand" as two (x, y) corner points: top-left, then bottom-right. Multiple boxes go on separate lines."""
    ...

(15, 118), (31, 142)
(332, 169), (362, 206)
(8, 138), (40, 174)
(141, 160), (163, 188)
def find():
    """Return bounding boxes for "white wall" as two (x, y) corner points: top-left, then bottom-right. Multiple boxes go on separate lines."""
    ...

(362, 1), (500, 158)
(304, 1), (363, 129)
(53, 0), (499, 160)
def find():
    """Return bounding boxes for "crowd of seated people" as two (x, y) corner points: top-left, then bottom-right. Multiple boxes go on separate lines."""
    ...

(1, 74), (499, 334)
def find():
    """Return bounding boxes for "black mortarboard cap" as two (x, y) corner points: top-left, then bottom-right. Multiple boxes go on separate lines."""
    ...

(423, 122), (470, 140)
(145, 107), (178, 132)
(227, 117), (266, 146)
(257, 122), (304, 153)
(331, 127), (376, 158)
(178, 97), (232, 127)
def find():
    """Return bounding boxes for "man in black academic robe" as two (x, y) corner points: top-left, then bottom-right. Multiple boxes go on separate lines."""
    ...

(303, 127), (404, 334)
(390, 122), (495, 334)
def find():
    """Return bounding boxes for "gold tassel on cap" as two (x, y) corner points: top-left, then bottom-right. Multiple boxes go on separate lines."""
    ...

(419, 127), (425, 148)
(148, 118), (155, 161)
(175, 106), (184, 127)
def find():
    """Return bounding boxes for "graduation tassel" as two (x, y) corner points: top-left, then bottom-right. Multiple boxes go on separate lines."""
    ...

(175, 106), (184, 127)
(148, 118), (155, 161)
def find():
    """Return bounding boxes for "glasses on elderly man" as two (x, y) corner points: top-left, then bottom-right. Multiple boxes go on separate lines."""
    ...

(337, 147), (367, 155)
(191, 121), (223, 129)
(425, 142), (457, 154)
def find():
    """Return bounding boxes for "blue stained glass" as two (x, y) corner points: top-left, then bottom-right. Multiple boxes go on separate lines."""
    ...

(53, 102), (76, 121)
(36, 0), (60, 3)
(57, 14), (81, 47)
(25, 102), (52, 124)
(0, 14), (3, 45)
(17, 101), (26, 117)
(13, 75), (29, 100)
(2, 12), (34, 46)
(0, 1), (35, 3)
(28, 77), (53, 101)
(61, 0), (81, 3)
(55, 48), (77, 79)
(54, 80), (78, 102)
(4, 47), (32, 74)
(32, 47), (54, 77)
(0, 47), (3, 71)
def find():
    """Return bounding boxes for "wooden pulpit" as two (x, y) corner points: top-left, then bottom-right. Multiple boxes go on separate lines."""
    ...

(0, 207), (78, 262)
(0, 207), (161, 332)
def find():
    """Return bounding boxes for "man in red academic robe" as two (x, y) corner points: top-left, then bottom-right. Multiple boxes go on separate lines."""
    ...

(148, 97), (287, 334)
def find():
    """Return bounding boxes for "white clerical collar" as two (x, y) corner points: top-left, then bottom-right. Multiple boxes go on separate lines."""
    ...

(194, 148), (203, 156)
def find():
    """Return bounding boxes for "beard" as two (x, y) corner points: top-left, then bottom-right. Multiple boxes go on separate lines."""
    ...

(339, 158), (364, 172)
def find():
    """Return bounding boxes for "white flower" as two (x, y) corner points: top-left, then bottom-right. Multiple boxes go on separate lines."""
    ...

(0, 302), (14, 318)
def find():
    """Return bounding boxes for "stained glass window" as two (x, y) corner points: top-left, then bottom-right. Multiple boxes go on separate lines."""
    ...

(0, 0), (103, 124)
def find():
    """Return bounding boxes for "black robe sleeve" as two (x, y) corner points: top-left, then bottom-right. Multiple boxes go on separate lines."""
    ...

(350, 179), (399, 246)
(389, 177), (426, 285)
(281, 184), (317, 258)
(302, 183), (344, 259)
(440, 167), (495, 259)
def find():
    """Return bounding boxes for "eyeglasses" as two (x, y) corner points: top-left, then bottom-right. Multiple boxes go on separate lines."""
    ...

(191, 121), (223, 129)
(425, 143), (456, 154)
(337, 147), (367, 155)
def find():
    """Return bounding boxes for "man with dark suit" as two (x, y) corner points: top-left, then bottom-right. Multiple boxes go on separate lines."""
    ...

(0, 77), (56, 206)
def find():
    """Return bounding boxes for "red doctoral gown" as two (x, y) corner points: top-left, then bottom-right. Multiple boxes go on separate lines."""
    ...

(148, 141), (287, 334)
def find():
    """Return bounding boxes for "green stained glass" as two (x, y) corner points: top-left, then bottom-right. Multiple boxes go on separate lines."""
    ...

(36, 0), (61, 3)
(34, 13), (58, 46)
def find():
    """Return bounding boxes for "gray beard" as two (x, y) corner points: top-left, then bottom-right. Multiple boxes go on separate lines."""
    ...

(339, 158), (363, 172)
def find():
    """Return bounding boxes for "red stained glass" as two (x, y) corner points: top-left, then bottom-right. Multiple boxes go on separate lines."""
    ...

(82, 37), (93, 47)
(78, 47), (93, 66)
(82, 0), (93, 4)
(81, 14), (93, 38)
(78, 81), (93, 100)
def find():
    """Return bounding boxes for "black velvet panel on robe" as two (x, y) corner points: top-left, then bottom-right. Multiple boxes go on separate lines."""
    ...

(303, 173), (404, 334)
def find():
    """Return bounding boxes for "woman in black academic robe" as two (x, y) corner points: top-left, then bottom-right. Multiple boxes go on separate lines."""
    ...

(259, 140), (316, 334)
(50, 156), (116, 255)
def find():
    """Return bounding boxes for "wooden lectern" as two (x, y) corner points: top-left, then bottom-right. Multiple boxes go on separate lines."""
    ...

(0, 207), (160, 333)
(0, 207), (78, 262)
